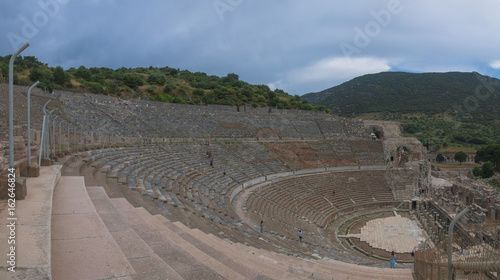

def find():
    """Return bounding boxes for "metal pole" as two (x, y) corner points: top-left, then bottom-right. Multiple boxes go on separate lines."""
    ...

(38, 101), (50, 167)
(27, 81), (40, 166)
(46, 110), (53, 160)
(52, 116), (59, 158)
(9, 42), (29, 168)
(46, 116), (50, 159)
(74, 127), (77, 152)
(448, 207), (470, 280)
(59, 120), (65, 155)
(67, 125), (71, 153)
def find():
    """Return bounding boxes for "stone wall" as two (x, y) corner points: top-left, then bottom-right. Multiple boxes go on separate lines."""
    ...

(1, 84), (430, 201)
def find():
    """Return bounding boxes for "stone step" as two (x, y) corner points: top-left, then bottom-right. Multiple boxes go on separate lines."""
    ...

(181, 225), (314, 279)
(0, 165), (62, 280)
(155, 215), (295, 279)
(51, 176), (135, 280)
(177, 223), (411, 280)
(111, 197), (245, 280)
(233, 242), (410, 280)
(87, 187), (183, 280)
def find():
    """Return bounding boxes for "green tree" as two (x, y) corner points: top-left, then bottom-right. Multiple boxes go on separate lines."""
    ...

(475, 144), (500, 167)
(29, 67), (43, 82)
(193, 89), (204, 96)
(147, 73), (166, 85)
(75, 66), (92, 81)
(123, 73), (144, 88)
(472, 166), (483, 177)
(454, 151), (467, 165)
(53, 66), (67, 85)
(482, 161), (495, 178)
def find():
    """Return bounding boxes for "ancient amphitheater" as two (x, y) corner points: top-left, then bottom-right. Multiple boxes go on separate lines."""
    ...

(1, 84), (499, 279)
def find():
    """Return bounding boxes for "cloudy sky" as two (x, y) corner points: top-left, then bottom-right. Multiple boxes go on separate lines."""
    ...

(1, 0), (500, 95)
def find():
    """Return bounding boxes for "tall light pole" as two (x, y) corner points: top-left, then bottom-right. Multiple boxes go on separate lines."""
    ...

(59, 120), (65, 155)
(38, 101), (51, 167)
(9, 42), (29, 168)
(67, 124), (72, 153)
(27, 80), (40, 166)
(52, 116), (59, 158)
(73, 127), (77, 152)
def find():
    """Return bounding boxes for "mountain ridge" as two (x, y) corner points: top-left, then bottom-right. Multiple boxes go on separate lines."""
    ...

(302, 71), (500, 117)
(302, 71), (500, 149)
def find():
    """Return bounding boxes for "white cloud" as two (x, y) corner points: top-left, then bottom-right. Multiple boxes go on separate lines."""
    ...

(490, 60), (500, 70)
(290, 56), (392, 84)
(267, 80), (283, 91)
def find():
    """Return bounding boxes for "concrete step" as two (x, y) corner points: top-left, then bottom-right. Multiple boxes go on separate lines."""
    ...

(51, 176), (135, 280)
(160, 218), (305, 280)
(111, 197), (245, 280)
(173, 222), (412, 280)
(87, 187), (183, 280)
(0, 165), (62, 280)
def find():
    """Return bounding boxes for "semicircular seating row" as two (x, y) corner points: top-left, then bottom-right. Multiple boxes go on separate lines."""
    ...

(245, 171), (396, 230)
(83, 143), (289, 228)
(82, 142), (395, 257)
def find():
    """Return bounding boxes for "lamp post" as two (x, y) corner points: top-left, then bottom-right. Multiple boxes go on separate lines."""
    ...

(67, 124), (72, 153)
(27, 80), (40, 166)
(52, 116), (59, 158)
(9, 42), (29, 169)
(45, 110), (54, 160)
(59, 120), (65, 155)
(73, 127), (77, 152)
(38, 101), (51, 167)
(80, 128), (83, 150)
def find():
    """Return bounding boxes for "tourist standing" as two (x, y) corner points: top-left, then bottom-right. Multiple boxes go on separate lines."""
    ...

(390, 251), (396, 268)
(298, 229), (303, 243)
(260, 221), (263, 233)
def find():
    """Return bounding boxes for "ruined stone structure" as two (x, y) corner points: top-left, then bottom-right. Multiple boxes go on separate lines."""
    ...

(0, 84), (451, 279)
(1, 85), (430, 201)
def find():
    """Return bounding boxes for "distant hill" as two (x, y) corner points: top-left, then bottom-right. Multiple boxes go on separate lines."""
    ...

(302, 71), (500, 117)
(0, 55), (330, 113)
(302, 71), (500, 150)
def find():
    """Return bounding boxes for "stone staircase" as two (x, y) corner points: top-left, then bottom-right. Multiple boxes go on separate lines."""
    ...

(0, 164), (414, 279)
(48, 172), (413, 279)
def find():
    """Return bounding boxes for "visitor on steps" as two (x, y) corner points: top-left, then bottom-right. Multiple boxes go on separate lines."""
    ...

(260, 220), (263, 233)
(298, 229), (303, 243)
(390, 251), (396, 268)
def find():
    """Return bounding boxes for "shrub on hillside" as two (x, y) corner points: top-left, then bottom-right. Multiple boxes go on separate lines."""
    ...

(123, 73), (144, 88)
(147, 73), (166, 85)
(472, 166), (483, 178)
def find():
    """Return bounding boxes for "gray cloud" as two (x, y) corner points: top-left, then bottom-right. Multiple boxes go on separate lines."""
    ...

(1, 0), (499, 95)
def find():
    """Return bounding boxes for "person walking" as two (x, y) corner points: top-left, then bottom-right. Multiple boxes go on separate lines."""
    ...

(390, 251), (396, 268)
(260, 221), (263, 233)
(298, 229), (303, 243)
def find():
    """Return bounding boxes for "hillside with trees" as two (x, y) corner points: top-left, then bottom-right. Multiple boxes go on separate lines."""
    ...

(302, 71), (500, 152)
(0, 55), (330, 113)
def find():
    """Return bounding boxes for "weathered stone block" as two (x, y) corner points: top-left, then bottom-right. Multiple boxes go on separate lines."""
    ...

(15, 177), (27, 200)
(40, 158), (51, 166)
(20, 166), (40, 177)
